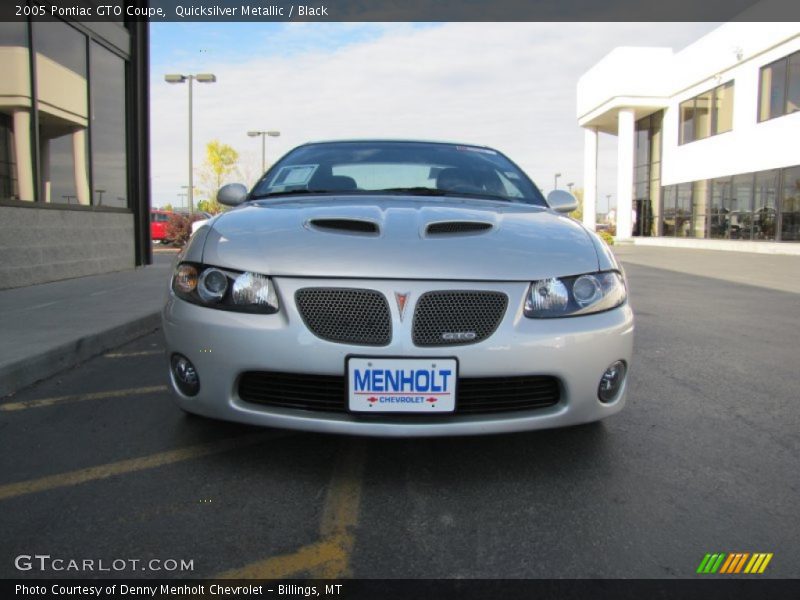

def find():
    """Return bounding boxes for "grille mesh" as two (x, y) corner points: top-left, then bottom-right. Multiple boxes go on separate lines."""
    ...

(412, 291), (508, 346)
(426, 221), (492, 235)
(296, 288), (391, 346)
(238, 372), (560, 415)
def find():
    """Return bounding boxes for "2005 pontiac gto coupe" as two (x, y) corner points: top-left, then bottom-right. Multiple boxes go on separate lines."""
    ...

(162, 140), (633, 436)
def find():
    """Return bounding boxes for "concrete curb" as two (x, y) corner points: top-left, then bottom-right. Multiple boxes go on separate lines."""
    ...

(0, 312), (161, 398)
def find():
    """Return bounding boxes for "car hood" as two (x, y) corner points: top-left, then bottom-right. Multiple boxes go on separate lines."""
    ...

(201, 196), (599, 281)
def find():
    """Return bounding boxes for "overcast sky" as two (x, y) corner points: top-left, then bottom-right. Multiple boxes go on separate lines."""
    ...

(149, 22), (718, 209)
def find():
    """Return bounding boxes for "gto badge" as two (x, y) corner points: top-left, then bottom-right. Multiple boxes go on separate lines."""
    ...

(395, 292), (410, 321)
(442, 331), (478, 341)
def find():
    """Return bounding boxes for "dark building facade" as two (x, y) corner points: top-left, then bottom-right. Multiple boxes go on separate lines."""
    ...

(0, 17), (150, 289)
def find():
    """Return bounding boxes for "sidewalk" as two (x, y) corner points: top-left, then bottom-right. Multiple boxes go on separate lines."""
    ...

(0, 251), (176, 397)
(614, 244), (800, 294)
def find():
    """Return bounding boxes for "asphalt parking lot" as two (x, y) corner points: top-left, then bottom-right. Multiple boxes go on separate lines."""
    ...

(1, 259), (798, 579)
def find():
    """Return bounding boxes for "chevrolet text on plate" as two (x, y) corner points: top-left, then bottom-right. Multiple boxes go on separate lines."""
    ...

(162, 140), (634, 436)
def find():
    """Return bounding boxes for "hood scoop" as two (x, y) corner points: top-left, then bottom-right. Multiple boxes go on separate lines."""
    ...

(426, 221), (493, 236)
(308, 218), (379, 235)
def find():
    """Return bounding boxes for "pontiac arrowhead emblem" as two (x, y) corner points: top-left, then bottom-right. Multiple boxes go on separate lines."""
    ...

(395, 292), (410, 321)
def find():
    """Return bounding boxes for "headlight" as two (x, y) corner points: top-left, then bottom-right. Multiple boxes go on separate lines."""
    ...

(524, 271), (626, 318)
(171, 262), (279, 313)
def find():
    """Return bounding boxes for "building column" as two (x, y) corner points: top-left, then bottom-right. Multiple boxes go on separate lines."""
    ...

(72, 129), (90, 205)
(582, 127), (598, 231)
(12, 110), (35, 201)
(40, 137), (50, 202)
(615, 108), (635, 241)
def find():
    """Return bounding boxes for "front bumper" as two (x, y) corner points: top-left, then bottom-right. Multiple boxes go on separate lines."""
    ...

(161, 278), (634, 437)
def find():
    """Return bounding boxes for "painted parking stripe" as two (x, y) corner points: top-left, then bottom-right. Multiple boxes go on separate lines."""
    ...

(0, 433), (278, 501)
(104, 350), (163, 358)
(0, 385), (168, 412)
(217, 441), (367, 579)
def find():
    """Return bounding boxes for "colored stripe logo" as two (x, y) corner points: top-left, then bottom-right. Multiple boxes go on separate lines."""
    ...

(697, 553), (773, 574)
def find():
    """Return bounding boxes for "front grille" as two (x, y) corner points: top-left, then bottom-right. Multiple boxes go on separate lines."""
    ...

(239, 372), (560, 415)
(295, 288), (391, 346)
(412, 291), (508, 346)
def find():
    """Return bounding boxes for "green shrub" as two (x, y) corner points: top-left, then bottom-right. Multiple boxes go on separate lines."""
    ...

(598, 230), (615, 246)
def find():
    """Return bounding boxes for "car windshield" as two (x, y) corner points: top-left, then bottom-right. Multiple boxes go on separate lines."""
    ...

(250, 141), (546, 206)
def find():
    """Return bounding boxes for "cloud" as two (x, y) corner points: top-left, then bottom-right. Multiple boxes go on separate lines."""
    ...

(150, 22), (717, 207)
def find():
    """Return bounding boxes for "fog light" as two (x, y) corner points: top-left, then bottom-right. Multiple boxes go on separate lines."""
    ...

(598, 360), (626, 403)
(171, 354), (199, 396)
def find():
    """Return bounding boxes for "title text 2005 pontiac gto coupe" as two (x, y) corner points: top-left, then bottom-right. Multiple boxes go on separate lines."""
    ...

(162, 140), (633, 436)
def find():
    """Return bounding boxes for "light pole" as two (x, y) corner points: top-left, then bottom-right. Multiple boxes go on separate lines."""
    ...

(554, 172), (562, 191)
(165, 73), (217, 213)
(247, 130), (281, 174)
(567, 182), (574, 193)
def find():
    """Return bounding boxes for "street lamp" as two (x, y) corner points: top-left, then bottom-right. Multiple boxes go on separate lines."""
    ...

(247, 130), (281, 174)
(165, 72), (217, 213)
(567, 182), (574, 193)
(554, 172), (562, 190)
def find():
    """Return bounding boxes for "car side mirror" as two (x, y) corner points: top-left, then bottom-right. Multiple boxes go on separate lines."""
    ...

(217, 183), (248, 207)
(547, 189), (578, 213)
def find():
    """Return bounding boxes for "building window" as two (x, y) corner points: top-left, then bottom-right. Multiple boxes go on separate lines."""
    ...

(90, 42), (128, 208)
(33, 20), (90, 205)
(709, 177), (732, 239)
(781, 166), (800, 241)
(731, 174), (754, 240)
(753, 170), (778, 240)
(759, 51), (800, 122)
(0, 21), (33, 201)
(632, 111), (663, 237)
(679, 81), (734, 144)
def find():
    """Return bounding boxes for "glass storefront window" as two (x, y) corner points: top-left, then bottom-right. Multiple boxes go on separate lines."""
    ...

(676, 183), (693, 237)
(33, 21), (90, 205)
(781, 166), (800, 242)
(710, 177), (732, 239)
(730, 174), (754, 240)
(90, 42), (127, 208)
(0, 21), (33, 201)
(662, 185), (676, 236)
(753, 170), (778, 240)
(692, 180), (708, 238)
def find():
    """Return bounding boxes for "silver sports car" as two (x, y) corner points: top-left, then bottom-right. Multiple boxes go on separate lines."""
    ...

(162, 140), (634, 436)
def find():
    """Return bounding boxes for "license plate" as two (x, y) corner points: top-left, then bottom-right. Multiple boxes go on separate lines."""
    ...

(347, 357), (457, 413)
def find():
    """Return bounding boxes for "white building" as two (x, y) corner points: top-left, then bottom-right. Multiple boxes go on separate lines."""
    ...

(577, 22), (800, 252)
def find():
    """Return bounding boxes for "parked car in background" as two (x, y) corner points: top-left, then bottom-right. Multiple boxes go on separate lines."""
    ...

(150, 209), (172, 243)
(163, 140), (633, 437)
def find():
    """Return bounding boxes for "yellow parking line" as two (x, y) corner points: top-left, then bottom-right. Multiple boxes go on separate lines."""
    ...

(0, 385), (168, 412)
(216, 537), (347, 579)
(216, 440), (367, 579)
(0, 434), (271, 501)
(104, 350), (163, 358)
